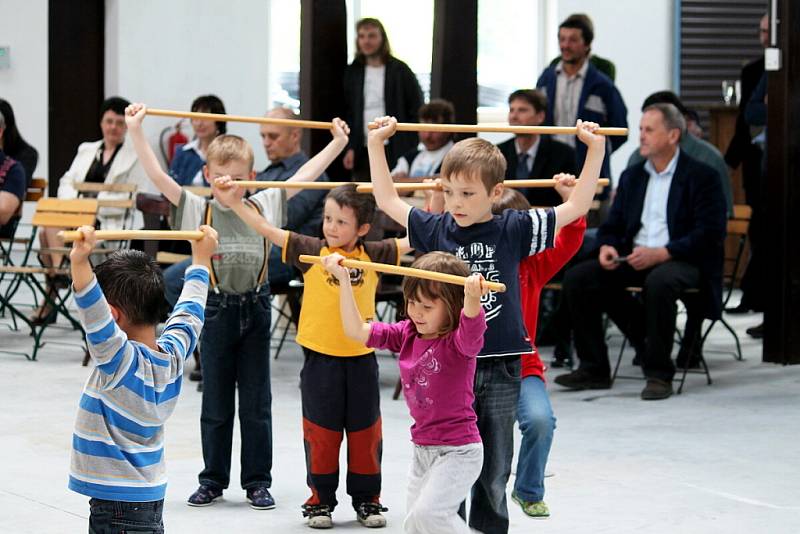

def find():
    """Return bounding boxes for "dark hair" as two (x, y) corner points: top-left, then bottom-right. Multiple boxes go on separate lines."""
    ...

(191, 94), (227, 135)
(641, 90), (689, 115)
(402, 252), (470, 336)
(355, 18), (392, 64)
(508, 89), (548, 114)
(492, 188), (531, 214)
(326, 184), (376, 226)
(419, 99), (455, 124)
(560, 13), (594, 46)
(100, 96), (131, 117)
(0, 98), (33, 158)
(94, 249), (167, 326)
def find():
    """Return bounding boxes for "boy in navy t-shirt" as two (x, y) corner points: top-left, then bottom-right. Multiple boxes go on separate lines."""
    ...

(367, 116), (605, 533)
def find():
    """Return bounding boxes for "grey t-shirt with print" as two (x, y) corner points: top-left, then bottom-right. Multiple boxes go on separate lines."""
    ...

(171, 189), (286, 293)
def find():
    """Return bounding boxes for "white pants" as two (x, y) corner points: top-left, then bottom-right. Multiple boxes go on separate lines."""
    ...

(404, 442), (483, 534)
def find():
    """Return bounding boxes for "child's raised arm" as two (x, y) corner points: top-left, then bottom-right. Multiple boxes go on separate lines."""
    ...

(214, 177), (289, 246)
(463, 274), (489, 319)
(69, 226), (98, 293)
(125, 104), (183, 206)
(553, 120), (604, 229)
(368, 116), (413, 227)
(322, 253), (371, 344)
(284, 118), (350, 199)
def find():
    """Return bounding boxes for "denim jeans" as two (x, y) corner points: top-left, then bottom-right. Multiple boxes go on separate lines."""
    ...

(88, 498), (163, 534)
(514, 375), (556, 503)
(162, 258), (192, 309)
(464, 356), (521, 534)
(198, 285), (273, 490)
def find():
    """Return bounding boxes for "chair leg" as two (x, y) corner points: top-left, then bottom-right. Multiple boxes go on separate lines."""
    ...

(611, 334), (628, 386)
(720, 317), (744, 361)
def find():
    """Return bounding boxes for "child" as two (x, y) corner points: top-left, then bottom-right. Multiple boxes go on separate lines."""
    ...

(214, 179), (410, 528)
(125, 103), (350, 510)
(322, 251), (488, 534)
(367, 116), (604, 533)
(492, 185), (586, 519)
(68, 224), (217, 532)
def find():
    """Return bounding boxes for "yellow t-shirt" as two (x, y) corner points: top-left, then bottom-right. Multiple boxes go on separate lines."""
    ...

(283, 232), (400, 356)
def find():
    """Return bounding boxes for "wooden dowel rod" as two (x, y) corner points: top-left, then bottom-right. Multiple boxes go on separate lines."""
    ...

(299, 254), (507, 293)
(146, 108), (333, 130)
(355, 178), (610, 193)
(58, 230), (204, 242)
(367, 121), (628, 136)
(230, 181), (354, 190)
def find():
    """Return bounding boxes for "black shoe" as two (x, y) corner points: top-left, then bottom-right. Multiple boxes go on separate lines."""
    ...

(550, 356), (573, 369)
(746, 323), (764, 339)
(725, 304), (753, 315)
(246, 486), (275, 510)
(187, 484), (223, 506)
(189, 368), (202, 382)
(355, 502), (388, 528)
(28, 306), (56, 326)
(554, 369), (611, 390)
(641, 379), (673, 400)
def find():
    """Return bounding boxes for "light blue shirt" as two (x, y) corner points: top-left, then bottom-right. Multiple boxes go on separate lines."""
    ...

(634, 148), (680, 248)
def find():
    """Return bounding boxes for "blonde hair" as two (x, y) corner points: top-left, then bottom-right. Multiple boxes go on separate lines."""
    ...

(440, 137), (507, 192)
(206, 134), (254, 169)
(402, 252), (470, 336)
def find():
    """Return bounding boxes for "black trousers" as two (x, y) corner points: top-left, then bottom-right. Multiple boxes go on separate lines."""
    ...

(563, 259), (700, 382)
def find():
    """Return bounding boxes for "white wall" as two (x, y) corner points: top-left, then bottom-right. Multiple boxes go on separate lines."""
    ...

(0, 0), (48, 180)
(557, 0), (675, 183)
(105, 0), (272, 171)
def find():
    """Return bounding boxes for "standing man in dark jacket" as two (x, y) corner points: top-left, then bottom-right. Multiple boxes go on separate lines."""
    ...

(342, 17), (423, 180)
(555, 104), (726, 400)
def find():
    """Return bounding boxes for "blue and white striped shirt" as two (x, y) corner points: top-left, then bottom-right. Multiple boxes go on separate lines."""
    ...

(68, 265), (209, 502)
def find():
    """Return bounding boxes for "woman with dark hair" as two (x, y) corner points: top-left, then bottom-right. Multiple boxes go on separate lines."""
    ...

(0, 98), (39, 182)
(342, 17), (423, 180)
(169, 94), (226, 186)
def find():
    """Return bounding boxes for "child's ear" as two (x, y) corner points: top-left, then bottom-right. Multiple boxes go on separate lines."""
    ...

(248, 169), (256, 180)
(490, 183), (504, 201)
(108, 304), (122, 323)
(202, 165), (210, 180)
(357, 223), (371, 238)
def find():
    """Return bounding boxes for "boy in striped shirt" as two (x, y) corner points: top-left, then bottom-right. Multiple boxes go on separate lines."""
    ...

(67, 224), (217, 532)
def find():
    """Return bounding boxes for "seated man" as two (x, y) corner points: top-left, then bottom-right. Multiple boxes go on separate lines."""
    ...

(497, 89), (576, 207)
(391, 99), (455, 179)
(0, 109), (27, 236)
(627, 91), (733, 217)
(555, 103), (726, 400)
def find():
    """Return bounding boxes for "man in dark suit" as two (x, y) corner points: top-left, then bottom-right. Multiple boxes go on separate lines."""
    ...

(555, 103), (727, 400)
(496, 89), (576, 207)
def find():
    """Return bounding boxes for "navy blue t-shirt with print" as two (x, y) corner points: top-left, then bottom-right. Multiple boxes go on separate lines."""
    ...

(407, 206), (556, 358)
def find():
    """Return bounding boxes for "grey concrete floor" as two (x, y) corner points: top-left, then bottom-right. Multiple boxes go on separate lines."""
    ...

(1, 277), (799, 533)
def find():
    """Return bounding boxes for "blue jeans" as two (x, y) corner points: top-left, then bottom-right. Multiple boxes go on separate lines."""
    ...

(198, 286), (273, 490)
(163, 258), (192, 309)
(88, 498), (163, 533)
(466, 356), (521, 534)
(514, 375), (556, 503)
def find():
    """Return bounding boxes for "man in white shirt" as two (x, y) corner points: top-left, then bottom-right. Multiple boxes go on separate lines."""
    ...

(391, 99), (455, 179)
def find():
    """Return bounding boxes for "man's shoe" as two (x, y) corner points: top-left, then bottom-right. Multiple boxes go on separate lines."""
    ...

(641, 379), (673, 400)
(746, 323), (764, 339)
(553, 369), (611, 390)
(550, 356), (573, 369)
(187, 484), (223, 506)
(511, 491), (549, 518)
(355, 502), (388, 528)
(189, 368), (202, 382)
(302, 504), (333, 529)
(725, 303), (752, 314)
(246, 486), (275, 510)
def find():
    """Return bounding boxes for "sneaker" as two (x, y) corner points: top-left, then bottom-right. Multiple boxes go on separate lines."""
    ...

(246, 486), (275, 510)
(641, 378), (673, 400)
(302, 504), (333, 529)
(355, 502), (388, 528)
(553, 369), (611, 390)
(187, 484), (223, 507)
(511, 491), (550, 518)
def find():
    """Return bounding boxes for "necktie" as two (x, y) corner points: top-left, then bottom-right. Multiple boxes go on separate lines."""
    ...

(516, 153), (529, 179)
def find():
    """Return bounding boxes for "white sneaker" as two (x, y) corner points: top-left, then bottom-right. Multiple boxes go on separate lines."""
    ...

(356, 502), (388, 528)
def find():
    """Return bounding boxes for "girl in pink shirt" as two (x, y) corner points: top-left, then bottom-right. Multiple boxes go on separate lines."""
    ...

(322, 251), (488, 534)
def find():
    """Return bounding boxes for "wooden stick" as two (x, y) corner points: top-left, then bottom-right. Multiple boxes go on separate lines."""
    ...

(367, 121), (628, 136)
(231, 181), (353, 190)
(58, 230), (204, 242)
(299, 254), (507, 293)
(355, 178), (610, 193)
(146, 108), (333, 130)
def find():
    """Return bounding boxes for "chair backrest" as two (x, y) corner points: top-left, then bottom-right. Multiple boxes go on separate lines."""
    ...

(31, 198), (99, 229)
(25, 178), (48, 202)
(73, 182), (137, 194)
(723, 204), (752, 299)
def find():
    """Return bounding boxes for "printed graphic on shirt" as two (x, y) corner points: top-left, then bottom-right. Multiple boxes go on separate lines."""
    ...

(405, 345), (441, 410)
(325, 266), (366, 288)
(455, 242), (502, 321)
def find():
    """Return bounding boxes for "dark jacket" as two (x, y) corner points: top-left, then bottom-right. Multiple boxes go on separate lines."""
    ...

(497, 136), (576, 206)
(536, 62), (628, 191)
(343, 56), (424, 166)
(597, 150), (727, 319)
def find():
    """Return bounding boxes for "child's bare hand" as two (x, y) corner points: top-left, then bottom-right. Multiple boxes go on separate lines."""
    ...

(553, 173), (577, 202)
(191, 225), (219, 264)
(213, 176), (242, 204)
(330, 117), (350, 142)
(575, 119), (604, 148)
(368, 116), (397, 143)
(125, 103), (147, 129)
(464, 274), (489, 298)
(423, 178), (444, 213)
(69, 226), (97, 264)
(321, 253), (350, 283)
